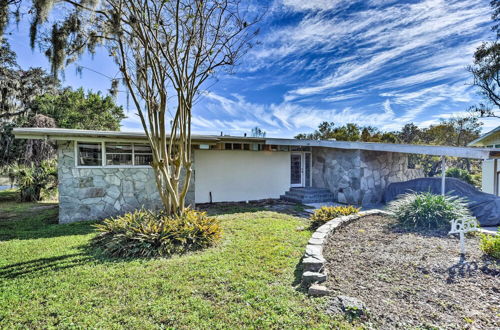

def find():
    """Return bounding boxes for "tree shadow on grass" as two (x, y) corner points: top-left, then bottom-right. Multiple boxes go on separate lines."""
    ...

(0, 253), (94, 279)
(0, 205), (100, 241)
(0, 244), (135, 280)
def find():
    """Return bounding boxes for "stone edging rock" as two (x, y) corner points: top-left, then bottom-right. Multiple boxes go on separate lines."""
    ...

(302, 209), (392, 295)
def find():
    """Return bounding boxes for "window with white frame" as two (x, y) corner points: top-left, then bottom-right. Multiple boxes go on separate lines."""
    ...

(77, 142), (102, 166)
(76, 142), (153, 167)
(106, 143), (133, 165)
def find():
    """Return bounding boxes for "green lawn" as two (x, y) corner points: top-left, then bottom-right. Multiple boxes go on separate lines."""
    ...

(0, 190), (353, 328)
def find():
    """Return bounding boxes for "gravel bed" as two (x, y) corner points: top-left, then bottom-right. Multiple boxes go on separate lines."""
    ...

(323, 215), (500, 329)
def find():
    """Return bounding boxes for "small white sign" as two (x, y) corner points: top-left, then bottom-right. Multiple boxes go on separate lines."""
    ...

(449, 217), (478, 256)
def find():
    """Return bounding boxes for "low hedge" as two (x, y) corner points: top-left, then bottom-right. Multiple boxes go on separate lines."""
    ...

(310, 205), (360, 228)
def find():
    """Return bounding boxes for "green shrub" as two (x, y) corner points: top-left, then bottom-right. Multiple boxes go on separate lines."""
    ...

(387, 192), (472, 230)
(310, 205), (360, 228)
(445, 167), (477, 186)
(14, 160), (58, 202)
(479, 230), (500, 259)
(91, 209), (223, 258)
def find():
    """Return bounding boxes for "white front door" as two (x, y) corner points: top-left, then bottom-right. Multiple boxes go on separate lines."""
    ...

(291, 152), (312, 187)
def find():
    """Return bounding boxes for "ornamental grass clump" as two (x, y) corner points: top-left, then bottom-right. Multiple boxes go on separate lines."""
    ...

(91, 209), (222, 258)
(387, 192), (472, 230)
(310, 205), (360, 228)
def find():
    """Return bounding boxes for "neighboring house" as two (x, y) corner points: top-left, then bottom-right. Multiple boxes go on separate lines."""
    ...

(14, 128), (499, 223)
(468, 126), (500, 196)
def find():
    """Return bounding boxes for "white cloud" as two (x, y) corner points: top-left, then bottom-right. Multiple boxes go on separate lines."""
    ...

(248, 0), (490, 107)
(279, 0), (348, 12)
(189, 91), (460, 137)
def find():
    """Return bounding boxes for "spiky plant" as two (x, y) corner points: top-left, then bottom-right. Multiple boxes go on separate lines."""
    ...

(387, 192), (474, 230)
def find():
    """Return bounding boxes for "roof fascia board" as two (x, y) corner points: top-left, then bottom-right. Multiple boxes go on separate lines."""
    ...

(266, 138), (495, 159)
(13, 128), (219, 144)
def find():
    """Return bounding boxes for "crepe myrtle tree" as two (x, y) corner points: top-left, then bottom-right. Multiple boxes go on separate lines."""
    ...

(1, 0), (261, 215)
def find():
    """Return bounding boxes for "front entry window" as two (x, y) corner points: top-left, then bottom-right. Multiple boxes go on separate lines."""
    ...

(305, 152), (311, 187)
(290, 152), (312, 187)
(291, 154), (302, 186)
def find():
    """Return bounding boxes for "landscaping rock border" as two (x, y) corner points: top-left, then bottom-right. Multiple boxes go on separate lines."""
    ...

(302, 209), (392, 295)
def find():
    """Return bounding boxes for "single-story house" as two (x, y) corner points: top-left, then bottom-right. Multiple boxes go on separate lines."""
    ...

(468, 125), (500, 196)
(14, 128), (500, 223)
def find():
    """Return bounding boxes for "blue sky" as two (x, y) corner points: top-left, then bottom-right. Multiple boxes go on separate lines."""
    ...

(6, 0), (500, 137)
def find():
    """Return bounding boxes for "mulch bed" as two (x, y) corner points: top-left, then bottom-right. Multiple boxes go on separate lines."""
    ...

(323, 215), (500, 329)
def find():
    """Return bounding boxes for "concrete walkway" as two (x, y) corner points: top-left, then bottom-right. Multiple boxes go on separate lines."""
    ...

(478, 227), (499, 236)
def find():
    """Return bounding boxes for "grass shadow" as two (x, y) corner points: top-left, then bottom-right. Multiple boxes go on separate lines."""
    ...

(0, 189), (100, 241)
(0, 189), (18, 202)
(0, 209), (99, 241)
(0, 241), (145, 280)
(197, 200), (310, 218)
(0, 253), (94, 279)
(292, 257), (310, 293)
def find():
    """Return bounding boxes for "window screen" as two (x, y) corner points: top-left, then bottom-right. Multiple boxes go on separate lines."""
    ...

(77, 143), (102, 166)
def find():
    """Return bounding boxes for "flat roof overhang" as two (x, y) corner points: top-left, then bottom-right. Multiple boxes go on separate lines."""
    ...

(265, 138), (500, 160)
(13, 127), (221, 143)
(13, 128), (499, 160)
(13, 127), (267, 144)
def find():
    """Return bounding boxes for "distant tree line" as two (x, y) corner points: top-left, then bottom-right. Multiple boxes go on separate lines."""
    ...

(295, 117), (483, 183)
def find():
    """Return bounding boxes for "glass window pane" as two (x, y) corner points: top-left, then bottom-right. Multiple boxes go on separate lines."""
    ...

(291, 154), (302, 184)
(135, 154), (153, 166)
(106, 153), (132, 165)
(78, 143), (102, 166)
(233, 143), (242, 150)
(225, 143), (232, 150)
(106, 143), (132, 153)
(105, 143), (133, 165)
(305, 153), (311, 187)
(134, 144), (152, 153)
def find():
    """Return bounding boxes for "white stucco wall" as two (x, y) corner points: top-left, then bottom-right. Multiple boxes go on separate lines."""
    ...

(194, 150), (290, 203)
(482, 159), (498, 195)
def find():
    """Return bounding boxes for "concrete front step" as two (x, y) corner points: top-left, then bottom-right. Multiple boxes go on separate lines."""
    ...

(284, 192), (334, 199)
(280, 187), (334, 203)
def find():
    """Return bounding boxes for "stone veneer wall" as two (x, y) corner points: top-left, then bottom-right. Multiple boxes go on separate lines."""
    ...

(360, 150), (422, 204)
(312, 148), (362, 204)
(312, 147), (423, 205)
(57, 141), (194, 223)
